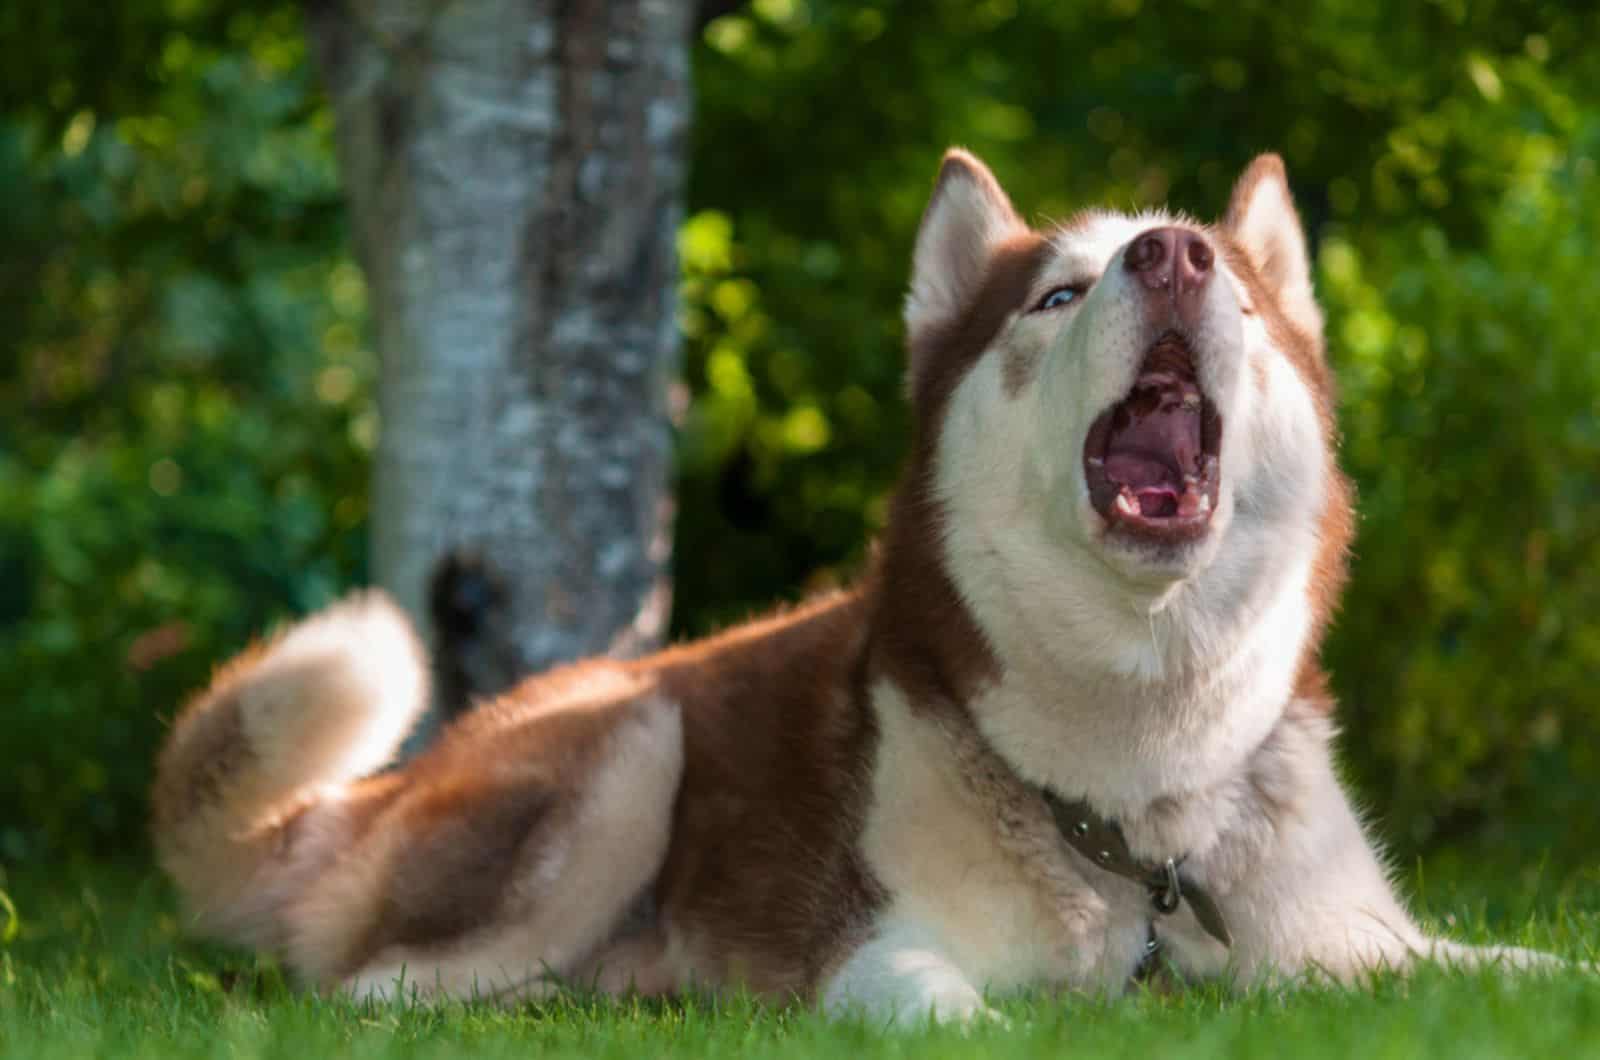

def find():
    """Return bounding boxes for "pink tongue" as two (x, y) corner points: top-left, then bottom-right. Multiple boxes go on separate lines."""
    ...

(1102, 375), (1202, 492)
(1103, 450), (1175, 490)
(1138, 490), (1178, 518)
(1103, 453), (1181, 517)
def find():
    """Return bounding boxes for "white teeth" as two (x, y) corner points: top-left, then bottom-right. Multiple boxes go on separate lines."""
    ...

(1114, 491), (1139, 516)
(1086, 456), (1104, 467)
(1182, 394), (1201, 411)
(1197, 494), (1212, 514)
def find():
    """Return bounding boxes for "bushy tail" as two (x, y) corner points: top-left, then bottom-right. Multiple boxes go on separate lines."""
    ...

(151, 591), (429, 952)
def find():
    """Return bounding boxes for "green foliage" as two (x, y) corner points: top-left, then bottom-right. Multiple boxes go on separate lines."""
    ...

(2, 0), (1598, 865)
(1324, 113), (1600, 854)
(0, 7), (372, 860)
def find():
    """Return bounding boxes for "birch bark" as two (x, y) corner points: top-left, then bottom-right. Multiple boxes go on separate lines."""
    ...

(306, 0), (691, 711)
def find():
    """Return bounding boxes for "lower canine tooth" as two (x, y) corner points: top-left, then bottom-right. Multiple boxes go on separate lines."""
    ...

(1114, 492), (1138, 516)
(1197, 494), (1212, 513)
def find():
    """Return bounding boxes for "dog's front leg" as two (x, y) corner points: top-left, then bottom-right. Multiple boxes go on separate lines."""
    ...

(821, 916), (992, 1025)
(1202, 754), (1568, 983)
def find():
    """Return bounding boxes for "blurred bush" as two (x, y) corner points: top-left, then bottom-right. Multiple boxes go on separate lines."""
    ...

(1, 0), (1596, 865)
(0, 8), (371, 860)
(1323, 116), (1600, 856)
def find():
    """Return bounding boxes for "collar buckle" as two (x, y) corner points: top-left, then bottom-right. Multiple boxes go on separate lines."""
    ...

(1150, 858), (1182, 915)
(1041, 789), (1233, 949)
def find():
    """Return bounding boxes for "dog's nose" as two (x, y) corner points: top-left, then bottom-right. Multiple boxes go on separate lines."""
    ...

(1123, 227), (1213, 300)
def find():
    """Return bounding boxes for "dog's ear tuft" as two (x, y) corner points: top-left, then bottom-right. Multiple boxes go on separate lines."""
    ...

(1224, 154), (1322, 339)
(905, 149), (1026, 345)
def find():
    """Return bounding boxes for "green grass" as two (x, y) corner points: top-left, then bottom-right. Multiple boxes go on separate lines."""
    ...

(2, 859), (1598, 1058)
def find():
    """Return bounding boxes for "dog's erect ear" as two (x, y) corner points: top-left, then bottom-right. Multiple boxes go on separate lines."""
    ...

(905, 149), (1026, 345)
(1224, 154), (1322, 339)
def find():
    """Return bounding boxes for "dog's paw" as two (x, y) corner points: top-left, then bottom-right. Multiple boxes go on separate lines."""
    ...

(963, 1000), (1011, 1031)
(921, 984), (994, 1026)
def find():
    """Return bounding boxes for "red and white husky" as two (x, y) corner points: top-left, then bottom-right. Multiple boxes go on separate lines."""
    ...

(154, 150), (1557, 1020)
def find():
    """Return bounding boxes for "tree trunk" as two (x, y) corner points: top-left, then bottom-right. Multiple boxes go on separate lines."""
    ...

(306, 0), (691, 713)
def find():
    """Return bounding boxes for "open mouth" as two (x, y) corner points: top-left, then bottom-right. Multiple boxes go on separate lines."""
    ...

(1083, 333), (1222, 543)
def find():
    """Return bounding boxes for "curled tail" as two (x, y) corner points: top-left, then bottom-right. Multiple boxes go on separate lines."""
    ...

(151, 591), (429, 954)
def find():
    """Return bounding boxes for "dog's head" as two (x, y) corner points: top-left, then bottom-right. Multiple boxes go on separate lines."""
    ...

(894, 150), (1348, 676)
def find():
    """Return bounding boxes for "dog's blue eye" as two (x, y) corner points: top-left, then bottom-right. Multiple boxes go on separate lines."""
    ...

(1033, 285), (1085, 312)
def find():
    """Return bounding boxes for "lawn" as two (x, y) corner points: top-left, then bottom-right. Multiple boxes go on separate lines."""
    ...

(2, 858), (1598, 1059)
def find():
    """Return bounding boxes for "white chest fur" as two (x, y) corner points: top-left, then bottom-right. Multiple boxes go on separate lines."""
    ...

(965, 537), (1316, 821)
(849, 680), (1152, 1002)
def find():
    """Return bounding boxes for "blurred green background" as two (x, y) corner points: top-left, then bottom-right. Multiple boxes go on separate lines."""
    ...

(1, 0), (1596, 872)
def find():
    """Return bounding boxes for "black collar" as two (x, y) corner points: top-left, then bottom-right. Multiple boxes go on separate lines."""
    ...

(1041, 790), (1232, 949)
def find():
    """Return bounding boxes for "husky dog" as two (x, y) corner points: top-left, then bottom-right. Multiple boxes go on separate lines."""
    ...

(153, 150), (1558, 1021)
